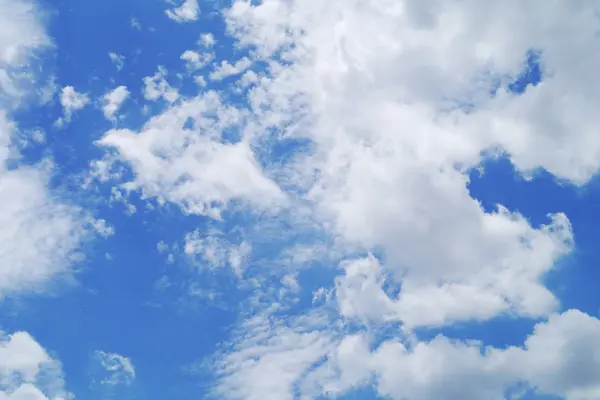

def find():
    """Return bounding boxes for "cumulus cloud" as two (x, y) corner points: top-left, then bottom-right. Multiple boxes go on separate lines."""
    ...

(0, 331), (71, 399)
(57, 86), (88, 126)
(180, 50), (213, 71)
(102, 85), (129, 120)
(210, 58), (252, 81)
(0, 0), (50, 67)
(97, 91), (284, 219)
(199, 33), (215, 48)
(91, 0), (600, 399)
(166, 0), (199, 23)
(142, 66), (179, 103)
(190, 0), (600, 399)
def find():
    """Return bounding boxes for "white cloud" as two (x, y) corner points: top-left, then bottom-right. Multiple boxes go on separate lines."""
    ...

(97, 92), (284, 219)
(210, 58), (252, 81)
(94, 351), (136, 386)
(102, 85), (129, 120)
(57, 86), (88, 125)
(180, 50), (213, 71)
(166, 0), (200, 23)
(89, 218), (115, 238)
(184, 231), (251, 277)
(199, 33), (215, 48)
(217, 0), (600, 328)
(196, 1), (600, 399)
(214, 313), (336, 400)
(108, 52), (125, 71)
(216, 309), (600, 400)
(0, 331), (71, 399)
(0, 147), (88, 300)
(142, 66), (179, 103)
(0, 0), (50, 67)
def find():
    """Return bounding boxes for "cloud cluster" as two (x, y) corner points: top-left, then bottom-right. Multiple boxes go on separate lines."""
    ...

(89, 0), (600, 399)
(202, 0), (600, 399)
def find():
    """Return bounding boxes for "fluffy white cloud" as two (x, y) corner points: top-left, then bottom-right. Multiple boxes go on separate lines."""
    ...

(57, 86), (88, 125)
(0, 0), (50, 67)
(102, 85), (129, 120)
(0, 332), (70, 399)
(219, 0), (600, 326)
(217, 309), (600, 400)
(94, 351), (135, 386)
(181, 50), (213, 71)
(196, 0), (600, 399)
(166, 0), (199, 23)
(199, 33), (215, 48)
(142, 66), (179, 103)
(210, 58), (252, 81)
(0, 160), (88, 299)
(97, 92), (284, 219)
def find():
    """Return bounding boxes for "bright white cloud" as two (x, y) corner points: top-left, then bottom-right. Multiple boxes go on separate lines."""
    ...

(166, 0), (199, 23)
(97, 92), (284, 219)
(57, 86), (88, 125)
(0, 331), (70, 399)
(85, 0), (600, 399)
(142, 66), (179, 103)
(0, 0), (50, 67)
(195, 0), (600, 399)
(94, 351), (136, 386)
(181, 50), (213, 71)
(214, 313), (336, 400)
(199, 33), (215, 48)
(102, 85), (129, 120)
(0, 161), (88, 299)
(210, 58), (252, 81)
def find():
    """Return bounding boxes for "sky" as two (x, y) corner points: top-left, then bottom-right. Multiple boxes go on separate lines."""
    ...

(2, 0), (600, 399)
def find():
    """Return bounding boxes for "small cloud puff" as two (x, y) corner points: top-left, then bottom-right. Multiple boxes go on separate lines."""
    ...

(94, 350), (136, 386)
(166, 0), (199, 23)
(102, 85), (130, 121)
(56, 86), (88, 126)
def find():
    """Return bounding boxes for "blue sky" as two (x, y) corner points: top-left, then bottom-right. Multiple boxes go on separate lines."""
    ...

(2, 1), (600, 400)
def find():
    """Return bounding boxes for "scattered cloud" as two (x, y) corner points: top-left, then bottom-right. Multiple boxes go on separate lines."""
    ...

(108, 52), (125, 71)
(142, 66), (179, 103)
(210, 57), (252, 81)
(102, 85), (129, 120)
(94, 351), (136, 386)
(56, 85), (88, 126)
(181, 50), (213, 71)
(166, 0), (199, 23)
